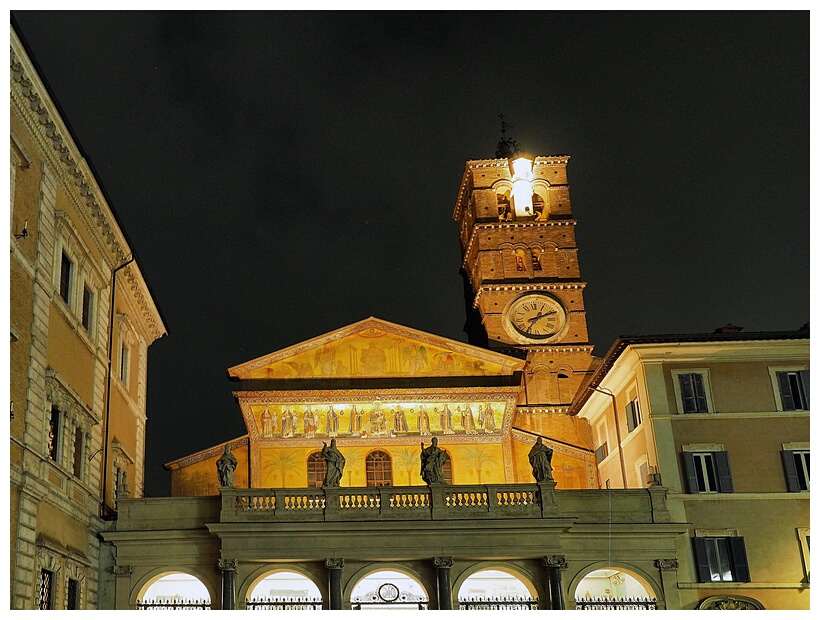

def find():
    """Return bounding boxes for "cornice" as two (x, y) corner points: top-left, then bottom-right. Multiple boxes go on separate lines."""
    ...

(460, 219), (577, 269)
(473, 283), (586, 308)
(10, 29), (166, 343)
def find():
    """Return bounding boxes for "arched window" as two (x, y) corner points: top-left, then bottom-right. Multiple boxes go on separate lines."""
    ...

(366, 450), (393, 487)
(307, 452), (326, 488)
(442, 451), (453, 485)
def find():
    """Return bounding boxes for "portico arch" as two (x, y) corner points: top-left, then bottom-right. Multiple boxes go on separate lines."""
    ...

(347, 565), (430, 610)
(568, 563), (659, 610)
(243, 567), (324, 610)
(454, 562), (541, 609)
(135, 569), (215, 610)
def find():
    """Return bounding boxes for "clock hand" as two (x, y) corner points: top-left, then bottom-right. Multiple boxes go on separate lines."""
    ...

(528, 310), (556, 324)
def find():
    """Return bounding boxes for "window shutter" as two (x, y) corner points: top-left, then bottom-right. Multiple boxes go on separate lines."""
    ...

(693, 373), (708, 412)
(799, 370), (809, 408)
(777, 372), (795, 410)
(729, 537), (751, 582)
(682, 452), (700, 493)
(714, 451), (734, 493)
(679, 375), (697, 413)
(692, 537), (713, 582)
(781, 450), (801, 492)
(625, 401), (636, 432)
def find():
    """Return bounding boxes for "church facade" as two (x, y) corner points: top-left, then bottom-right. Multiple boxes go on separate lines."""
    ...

(99, 154), (698, 610)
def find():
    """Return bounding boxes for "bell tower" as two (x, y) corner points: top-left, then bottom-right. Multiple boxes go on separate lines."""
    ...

(452, 141), (598, 410)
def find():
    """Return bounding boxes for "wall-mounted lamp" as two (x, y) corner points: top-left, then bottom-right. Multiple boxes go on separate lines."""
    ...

(14, 219), (28, 240)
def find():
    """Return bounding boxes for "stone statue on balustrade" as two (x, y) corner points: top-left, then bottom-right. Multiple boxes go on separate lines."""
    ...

(321, 439), (346, 487)
(420, 437), (446, 485)
(528, 437), (554, 483)
(217, 443), (238, 488)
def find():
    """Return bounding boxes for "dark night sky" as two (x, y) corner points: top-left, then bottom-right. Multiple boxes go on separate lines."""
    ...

(11, 12), (809, 497)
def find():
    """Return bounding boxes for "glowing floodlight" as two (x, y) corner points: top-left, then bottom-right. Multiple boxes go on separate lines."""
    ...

(510, 157), (534, 217)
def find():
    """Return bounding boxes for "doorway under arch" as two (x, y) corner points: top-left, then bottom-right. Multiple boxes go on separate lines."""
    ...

(574, 568), (657, 610)
(457, 568), (538, 610)
(137, 572), (211, 610)
(350, 569), (429, 609)
(246, 570), (322, 610)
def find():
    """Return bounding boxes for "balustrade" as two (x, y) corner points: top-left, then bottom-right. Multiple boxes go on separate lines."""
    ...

(224, 483), (549, 522)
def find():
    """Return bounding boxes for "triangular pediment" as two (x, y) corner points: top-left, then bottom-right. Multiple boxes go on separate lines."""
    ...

(228, 317), (524, 380)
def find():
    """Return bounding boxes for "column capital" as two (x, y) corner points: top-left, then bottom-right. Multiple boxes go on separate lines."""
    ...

(542, 555), (568, 570)
(325, 558), (345, 570)
(218, 559), (238, 572)
(654, 558), (679, 571)
(433, 556), (454, 569)
(112, 565), (133, 577)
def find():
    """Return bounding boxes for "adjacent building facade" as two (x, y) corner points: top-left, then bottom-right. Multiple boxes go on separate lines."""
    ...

(10, 27), (166, 610)
(572, 327), (810, 609)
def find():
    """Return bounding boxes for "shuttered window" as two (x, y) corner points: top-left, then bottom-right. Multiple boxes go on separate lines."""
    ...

(782, 450), (810, 492)
(692, 536), (750, 582)
(626, 398), (642, 432)
(678, 373), (709, 413)
(776, 370), (809, 411)
(682, 451), (733, 493)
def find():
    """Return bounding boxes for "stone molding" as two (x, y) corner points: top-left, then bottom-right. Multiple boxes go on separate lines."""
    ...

(217, 559), (238, 572)
(654, 559), (679, 571)
(542, 555), (568, 570)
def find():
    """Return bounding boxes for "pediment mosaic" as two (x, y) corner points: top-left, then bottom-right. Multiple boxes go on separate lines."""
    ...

(228, 317), (524, 380)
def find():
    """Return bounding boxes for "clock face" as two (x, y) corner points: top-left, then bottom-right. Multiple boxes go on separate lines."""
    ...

(505, 294), (567, 342)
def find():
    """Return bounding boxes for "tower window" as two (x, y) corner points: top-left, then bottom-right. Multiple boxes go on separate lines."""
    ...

(365, 450), (393, 487)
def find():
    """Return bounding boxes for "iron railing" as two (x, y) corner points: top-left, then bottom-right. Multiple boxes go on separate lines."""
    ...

(459, 596), (539, 610)
(137, 598), (211, 610)
(575, 597), (657, 610)
(246, 597), (322, 610)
